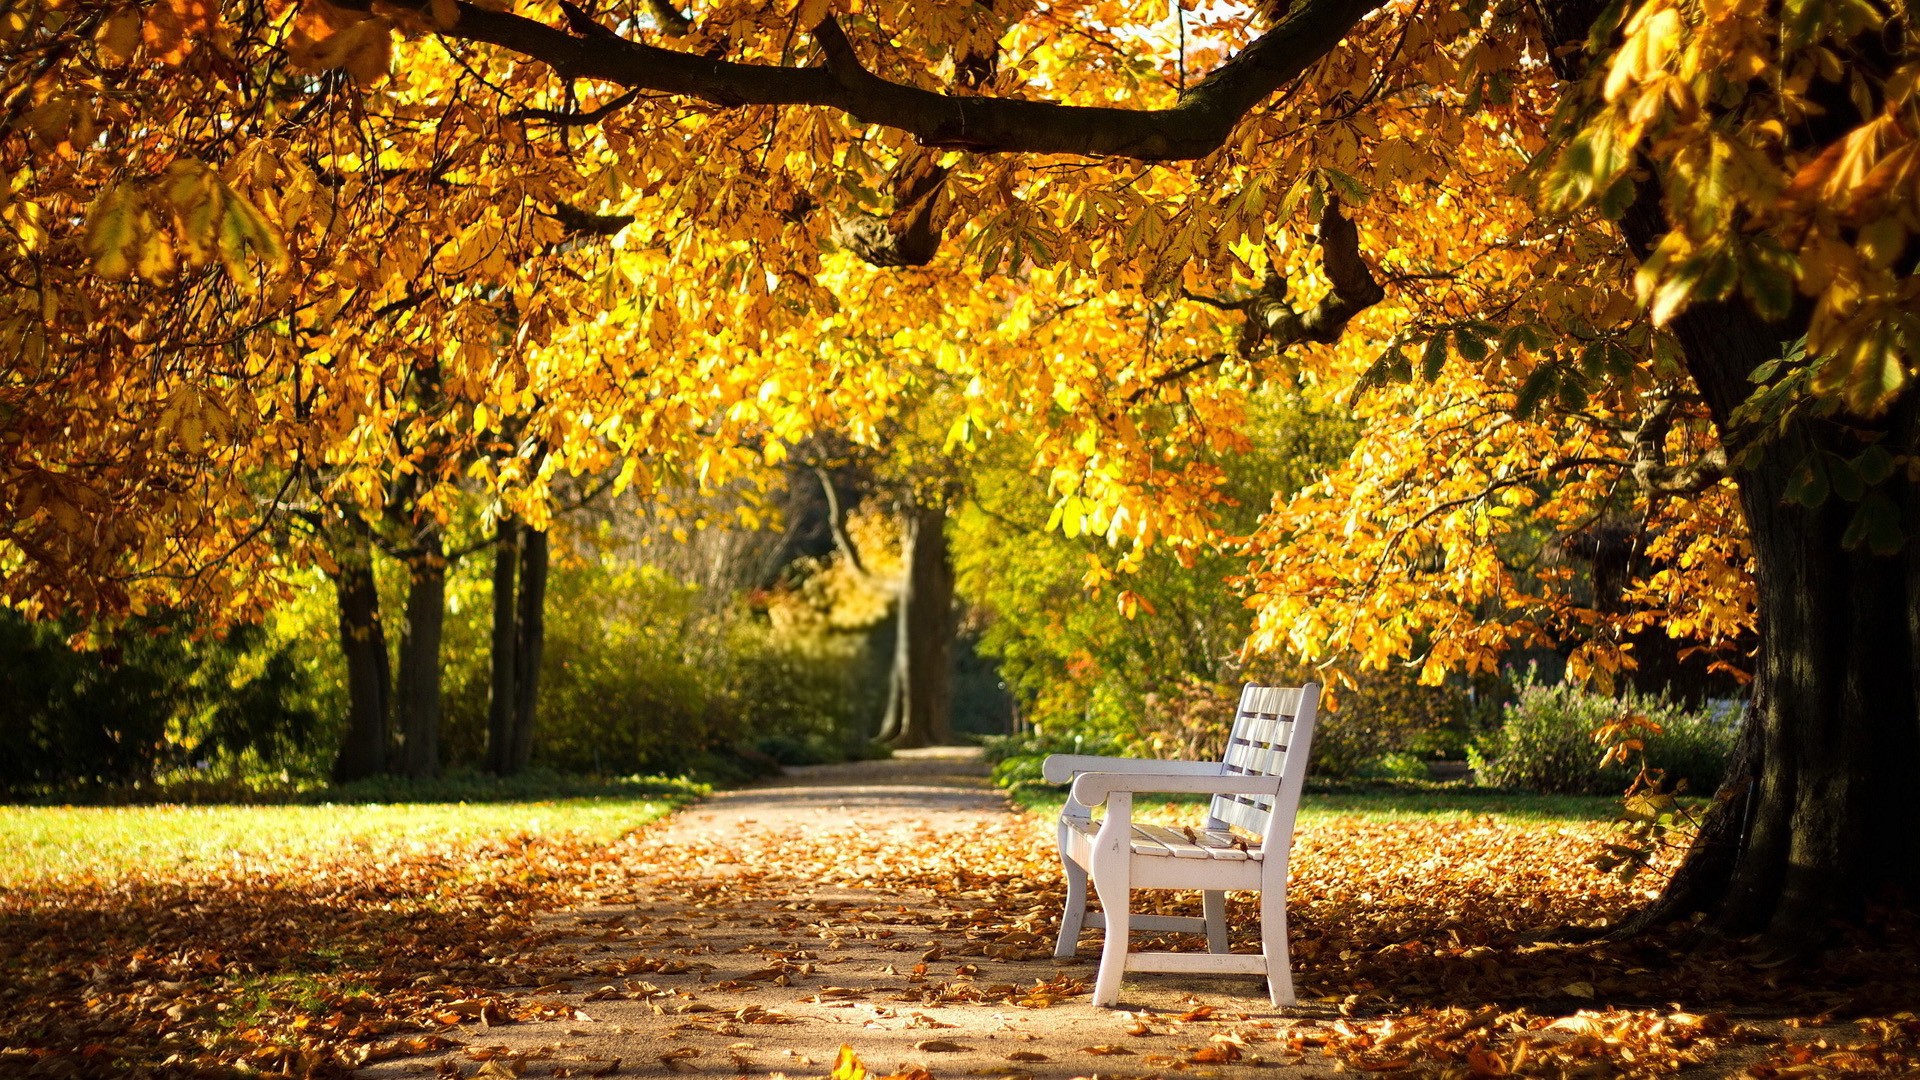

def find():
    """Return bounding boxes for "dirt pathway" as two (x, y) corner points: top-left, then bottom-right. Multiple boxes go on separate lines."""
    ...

(368, 749), (1331, 1079)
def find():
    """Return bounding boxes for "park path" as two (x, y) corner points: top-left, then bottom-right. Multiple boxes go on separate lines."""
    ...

(366, 748), (1331, 1079)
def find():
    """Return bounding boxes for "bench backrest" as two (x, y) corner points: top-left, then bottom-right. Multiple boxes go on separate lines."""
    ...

(1207, 683), (1320, 839)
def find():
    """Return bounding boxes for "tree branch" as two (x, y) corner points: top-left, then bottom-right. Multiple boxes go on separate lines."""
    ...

(813, 467), (868, 576)
(1627, 396), (1729, 495)
(507, 87), (638, 126)
(368, 0), (1385, 160)
(1134, 197), (1385, 399)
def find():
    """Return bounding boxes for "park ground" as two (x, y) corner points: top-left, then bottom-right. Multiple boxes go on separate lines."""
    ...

(2, 752), (1916, 1078)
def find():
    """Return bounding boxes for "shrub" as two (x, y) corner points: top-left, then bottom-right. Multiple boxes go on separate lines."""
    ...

(1309, 668), (1473, 779)
(1472, 674), (1736, 794)
(0, 611), (321, 795)
(981, 729), (1125, 793)
(433, 559), (886, 777)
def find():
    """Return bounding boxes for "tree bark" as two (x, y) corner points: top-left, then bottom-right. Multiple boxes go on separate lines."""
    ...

(486, 517), (521, 775)
(395, 537), (447, 780)
(1653, 408), (1920, 945)
(879, 502), (955, 749)
(327, 520), (391, 783)
(509, 526), (549, 772)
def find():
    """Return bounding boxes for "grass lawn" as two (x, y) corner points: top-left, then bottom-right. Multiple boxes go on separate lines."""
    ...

(0, 775), (706, 885)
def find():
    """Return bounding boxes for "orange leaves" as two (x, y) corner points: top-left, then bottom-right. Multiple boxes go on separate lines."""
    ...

(142, 0), (219, 65)
(93, 8), (144, 66)
(1554, 0), (1920, 417)
(289, 0), (395, 85)
(6, 767), (1920, 1080)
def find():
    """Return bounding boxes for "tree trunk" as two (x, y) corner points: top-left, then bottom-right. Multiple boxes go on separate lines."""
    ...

(1646, 406), (1920, 945)
(486, 517), (521, 775)
(879, 502), (955, 749)
(509, 526), (549, 772)
(328, 521), (390, 783)
(1528, 0), (1920, 949)
(395, 539), (446, 780)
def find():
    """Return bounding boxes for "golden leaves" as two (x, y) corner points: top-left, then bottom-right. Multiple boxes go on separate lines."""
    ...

(142, 0), (218, 65)
(289, 0), (395, 85)
(83, 184), (146, 280)
(93, 8), (143, 66)
(82, 164), (288, 285)
(1553, 0), (1919, 417)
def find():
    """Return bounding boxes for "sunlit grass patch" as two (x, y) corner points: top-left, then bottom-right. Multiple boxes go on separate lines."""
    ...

(0, 777), (705, 885)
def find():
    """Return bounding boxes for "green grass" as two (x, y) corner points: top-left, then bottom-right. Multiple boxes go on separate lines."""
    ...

(0, 775), (706, 886)
(1007, 781), (1635, 824)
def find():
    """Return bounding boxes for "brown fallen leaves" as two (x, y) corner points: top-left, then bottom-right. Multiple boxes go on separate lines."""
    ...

(2, 806), (1917, 1078)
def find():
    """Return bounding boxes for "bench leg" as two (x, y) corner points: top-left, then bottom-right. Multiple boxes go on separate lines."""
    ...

(1055, 851), (1089, 959)
(1202, 890), (1229, 953)
(1260, 884), (1294, 1007)
(1090, 860), (1130, 1007)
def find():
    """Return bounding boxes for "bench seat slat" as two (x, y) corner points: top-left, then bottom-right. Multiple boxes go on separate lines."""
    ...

(1068, 817), (1263, 861)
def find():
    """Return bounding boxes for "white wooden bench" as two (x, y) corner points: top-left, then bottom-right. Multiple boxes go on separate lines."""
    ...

(1042, 683), (1319, 1007)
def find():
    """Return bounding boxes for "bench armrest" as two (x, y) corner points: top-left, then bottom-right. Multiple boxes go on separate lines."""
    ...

(1069, 770), (1283, 807)
(1041, 754), (1221, 784)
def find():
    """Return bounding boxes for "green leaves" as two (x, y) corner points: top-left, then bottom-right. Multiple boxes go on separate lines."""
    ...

(1542, 126), (1634, 214)
(1785, 457), (1830, 508)
(1421, 333), (1449, 381)
(1786, 446), (1908, 555)
(1841, 492), (1904, 556)
(1513, 364), (1559, 419)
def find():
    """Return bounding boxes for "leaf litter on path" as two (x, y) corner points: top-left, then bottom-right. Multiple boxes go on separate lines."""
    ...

(2, 753), (1916, 1078)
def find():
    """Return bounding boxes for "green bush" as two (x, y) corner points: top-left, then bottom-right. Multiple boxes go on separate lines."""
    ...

(1310, 668), (1473, 779)
(1359, 752), (1433, 782)
(431, 560), (885, 778)
(981, 729), (1124, 793)
(1472, 674), (1736, 794)
(0, 611), (320, 795)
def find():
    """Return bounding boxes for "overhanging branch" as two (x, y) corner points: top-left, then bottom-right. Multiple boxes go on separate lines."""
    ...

(371, 0), (1386, 160)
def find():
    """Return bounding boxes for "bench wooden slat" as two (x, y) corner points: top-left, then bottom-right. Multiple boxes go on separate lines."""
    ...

(1068, 818), (1262, 861)
(1133, 823), (1208, 858)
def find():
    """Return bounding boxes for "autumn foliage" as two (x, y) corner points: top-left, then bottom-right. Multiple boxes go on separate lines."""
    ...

(5, 0), (1920, 993)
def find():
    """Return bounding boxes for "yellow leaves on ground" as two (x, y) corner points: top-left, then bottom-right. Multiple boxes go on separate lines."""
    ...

(8, 783), (1917, 1078)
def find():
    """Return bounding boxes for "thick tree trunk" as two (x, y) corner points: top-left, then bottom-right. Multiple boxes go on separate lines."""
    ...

(1651, 413), (1920, 945)
(1530, 0), (1920, 948)
(395, 540), (446, 780)
(509, 527), (549, 771)
(486, 518), (521, 775)
(878, 502), (955, 749)
(328, 522), (390, 783)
